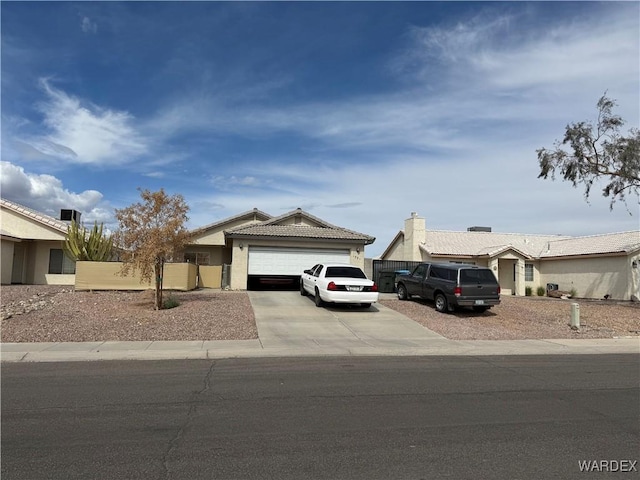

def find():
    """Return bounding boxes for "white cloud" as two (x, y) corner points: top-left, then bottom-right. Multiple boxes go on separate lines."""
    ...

(81, 16), (98, 34)
(20, 79), (148, 165)
(0, 161), (113, 226)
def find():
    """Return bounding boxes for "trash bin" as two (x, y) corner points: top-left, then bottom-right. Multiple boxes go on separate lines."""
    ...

(546, 283), (559, 293)
(378, 271), (396, 293)
(394, 270), (411, 292)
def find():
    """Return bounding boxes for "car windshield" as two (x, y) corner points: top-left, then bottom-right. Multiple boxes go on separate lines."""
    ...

(325, 267), (367, 279)
(460, 269), (496, 283)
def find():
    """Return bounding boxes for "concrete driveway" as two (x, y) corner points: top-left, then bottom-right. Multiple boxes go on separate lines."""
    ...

(249, 291), (447, 350)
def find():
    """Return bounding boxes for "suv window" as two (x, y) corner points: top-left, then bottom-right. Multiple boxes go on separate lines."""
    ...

(429, 266), (454, 281)
(460, 269), (497, 283)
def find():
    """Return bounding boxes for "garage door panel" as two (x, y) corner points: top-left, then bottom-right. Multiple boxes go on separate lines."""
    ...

(248, 247), (350, 275)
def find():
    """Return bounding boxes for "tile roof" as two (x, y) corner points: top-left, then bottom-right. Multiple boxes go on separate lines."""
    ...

(227, 224), (375, 243)
(540, 231), (640, 257)
(0, 198), (69, 234)
(190, 208), (272, 235)
(422, 230), (569, 258)
(420, 229), (640, 259)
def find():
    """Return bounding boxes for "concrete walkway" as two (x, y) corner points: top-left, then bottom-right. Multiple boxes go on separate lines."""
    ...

(1, 291), (638, 362)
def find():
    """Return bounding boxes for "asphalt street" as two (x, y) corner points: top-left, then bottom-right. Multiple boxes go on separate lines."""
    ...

(2, 355), (639, 479)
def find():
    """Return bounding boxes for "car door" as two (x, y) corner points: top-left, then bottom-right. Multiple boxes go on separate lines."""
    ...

(302, 264), (320, 292)
(405, 264), (429, 296)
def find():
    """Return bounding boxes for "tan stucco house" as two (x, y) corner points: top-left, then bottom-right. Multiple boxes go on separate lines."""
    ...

(1, 199), (375, 290)
(1, 198), (76, 286)
(187, 208), (375, 290)
(380, 212), (640, 301)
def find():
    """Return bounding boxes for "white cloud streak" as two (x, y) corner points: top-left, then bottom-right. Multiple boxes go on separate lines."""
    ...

(21, 79), (148, 165)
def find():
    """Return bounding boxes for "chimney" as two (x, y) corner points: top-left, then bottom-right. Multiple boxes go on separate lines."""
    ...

(404, 212), (425, 261)
(60, 209), (81, 223)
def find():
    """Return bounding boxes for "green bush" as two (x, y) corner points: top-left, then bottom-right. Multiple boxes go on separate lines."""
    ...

(163, 294), (180, 309)
(525, 286), (532, 296)
(570, 288), (577, 298)
(536, 286), (546, 297)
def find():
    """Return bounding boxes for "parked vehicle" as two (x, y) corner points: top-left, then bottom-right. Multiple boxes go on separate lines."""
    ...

(396, 263), (500, 313)
(300, 263), (379, 308)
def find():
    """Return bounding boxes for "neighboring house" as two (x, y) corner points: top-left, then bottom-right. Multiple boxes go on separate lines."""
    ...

(1, 198), (76, 285)
(186, 208), (375, 290)
(380, 212), (640, 301)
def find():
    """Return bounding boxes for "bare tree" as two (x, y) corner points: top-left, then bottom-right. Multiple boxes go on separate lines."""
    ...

(114, 188), (192, 310)
(537, 95), (640, 209)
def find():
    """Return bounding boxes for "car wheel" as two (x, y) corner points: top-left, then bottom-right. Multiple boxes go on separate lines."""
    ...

(300, 281), (307, 296)
(434, 293), (448, 313)
(314, 289), (324, 307)
(397, 284), (409, 300)
(472, 306), (488, 313)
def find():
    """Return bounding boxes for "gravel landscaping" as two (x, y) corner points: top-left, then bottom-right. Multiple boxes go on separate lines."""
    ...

(1, 285), (639, 343)
(380, 294), (640, 340)
(1, 285), (257, 343)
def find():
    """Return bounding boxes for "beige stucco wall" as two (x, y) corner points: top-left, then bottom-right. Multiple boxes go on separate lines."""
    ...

(75, 262), (197, 291)
(199, 265), (222, 288)
(0, 209), (66, 240)
(229, 239), (367, 290)
(538, 254), (633, 300)
(383, 237), (405, 261)
(1, 239), (16, 284)
(190, 218), (264, 245)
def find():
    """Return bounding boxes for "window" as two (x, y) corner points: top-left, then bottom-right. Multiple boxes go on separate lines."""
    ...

(48, 249), (76, 274)
(460, 269), (497, 283)
(325, 266), (366, 279)
(525, 263), (534, 282)
(184, 252), (210, 265)
(412, 264), (429, 278)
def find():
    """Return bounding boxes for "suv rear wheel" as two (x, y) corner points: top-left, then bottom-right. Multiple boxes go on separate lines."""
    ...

(434, 293), (448, 313)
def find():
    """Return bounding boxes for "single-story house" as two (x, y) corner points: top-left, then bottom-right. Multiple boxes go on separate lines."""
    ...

(186, 208), (375, 290)
(1, 198), (376, 290)
(379, 212), (640, 301)
(1, 198), (77, 286)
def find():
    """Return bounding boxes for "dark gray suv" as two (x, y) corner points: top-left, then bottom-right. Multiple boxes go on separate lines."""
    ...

(396, 263), (501, 313)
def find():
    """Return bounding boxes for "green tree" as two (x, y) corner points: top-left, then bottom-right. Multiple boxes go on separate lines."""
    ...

(63, 220), (113, 262)
(114, 188), (192, 310)
(537, 95), (640, 209)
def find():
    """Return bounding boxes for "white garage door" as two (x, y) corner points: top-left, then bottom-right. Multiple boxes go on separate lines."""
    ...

(248, 247), (350, 275)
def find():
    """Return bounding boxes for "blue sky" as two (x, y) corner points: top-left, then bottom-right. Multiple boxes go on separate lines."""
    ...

(2, 1), (639, 257)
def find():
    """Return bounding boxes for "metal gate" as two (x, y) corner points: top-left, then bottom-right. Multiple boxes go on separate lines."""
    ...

(372, 260), (422, 293)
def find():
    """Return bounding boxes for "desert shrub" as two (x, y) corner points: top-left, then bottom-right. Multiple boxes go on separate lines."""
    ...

(536, 286), (546, 297)
(163, 294), (180, 309)
(570, 288), (577, 298)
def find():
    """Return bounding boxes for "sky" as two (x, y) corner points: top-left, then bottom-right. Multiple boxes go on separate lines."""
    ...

(1, 1), (639, 257)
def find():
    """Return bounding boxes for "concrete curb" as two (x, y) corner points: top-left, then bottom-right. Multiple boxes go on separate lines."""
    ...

(2, 338), (638, 363)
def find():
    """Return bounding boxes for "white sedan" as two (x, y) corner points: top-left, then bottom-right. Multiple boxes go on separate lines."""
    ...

(300, 263), (379, 308)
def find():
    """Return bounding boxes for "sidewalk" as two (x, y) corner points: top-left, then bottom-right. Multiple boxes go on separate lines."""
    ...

(2, 337), (638, 363)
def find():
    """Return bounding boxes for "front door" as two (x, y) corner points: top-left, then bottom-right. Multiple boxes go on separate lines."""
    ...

(497, 260), (516, 295)
(11, 243), (25, 284)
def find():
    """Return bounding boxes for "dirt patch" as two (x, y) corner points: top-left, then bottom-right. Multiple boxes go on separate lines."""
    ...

(381, 295), (640, 340)
(1, 286), (257, 343)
